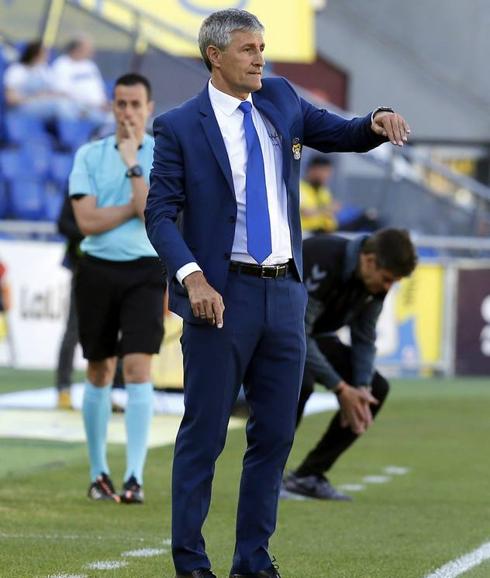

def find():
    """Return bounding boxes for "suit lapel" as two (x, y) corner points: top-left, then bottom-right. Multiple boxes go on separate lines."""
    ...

(253, 93), (291, 186)
(198, 86), (235, 197)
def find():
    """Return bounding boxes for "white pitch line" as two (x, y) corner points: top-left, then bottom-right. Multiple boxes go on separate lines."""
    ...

(47, 575), (87, 578)
(338, 465), (411, 494)
(0, 532), (146, 542)
(85, 561), (128, 570)
(338, 484), (365, 492)
(121, 548), (167, 558)
(362, 475), (392, 484)
(384, 465), (411, 475)
(424, 542), (490, 578)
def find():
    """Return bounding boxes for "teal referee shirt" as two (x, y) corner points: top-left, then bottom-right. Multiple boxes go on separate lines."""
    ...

(69, 133), (158, 261)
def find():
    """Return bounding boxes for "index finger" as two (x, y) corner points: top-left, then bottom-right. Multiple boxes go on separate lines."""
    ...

(123, 120), (136, 136)
(212, 297), (225, 329)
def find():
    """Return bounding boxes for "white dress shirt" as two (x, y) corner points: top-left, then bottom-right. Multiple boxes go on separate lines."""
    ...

(177, 80), (292, 284)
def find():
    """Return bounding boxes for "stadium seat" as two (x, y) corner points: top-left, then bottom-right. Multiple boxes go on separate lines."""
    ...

(0, 51), (6, 143)
(0, 149), (23, 180)
(8, 179), (46, 220)
(0, 97), (5, 144)
(50, 152), (74, 187)
(24, 142), (52, 178)
(5, 111), (51, 145)
(57, 118), (98, 151)
(336, 205), (364, 228)
(43, 183), (64, 222)
(0, 179), (9, 218)
(0, 145), (51, 180)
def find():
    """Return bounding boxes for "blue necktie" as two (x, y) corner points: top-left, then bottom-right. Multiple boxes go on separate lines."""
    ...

(238, 101), (272, 264)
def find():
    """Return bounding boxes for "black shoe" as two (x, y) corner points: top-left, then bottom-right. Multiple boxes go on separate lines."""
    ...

(230, 558), (281, 578)
(230, 567), (281, 578)
(87, 473), (120, 502)
(283, 472), (352, 501)
(120, 475), (144, 504)
(175, 570), (216, 578)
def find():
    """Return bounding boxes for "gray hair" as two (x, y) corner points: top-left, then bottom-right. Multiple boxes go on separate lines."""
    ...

(198, 9), (264, 72)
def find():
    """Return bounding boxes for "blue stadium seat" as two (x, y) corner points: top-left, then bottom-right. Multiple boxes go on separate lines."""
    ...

(0, 97), (5, 144)
(50, 152), (74, 187)
(9, 179), (46, 220)
(0, 145), (51, 180)
(24, 142), (52, 178)
(0, 50), (7, 143)
(336, 205), (364, 228)
(44, 183), (64, 222)
(57, 118), (98, 151)
(0, 148), (23, 180)
(0, 179), (9, 218)
(5, 111), (51, 145)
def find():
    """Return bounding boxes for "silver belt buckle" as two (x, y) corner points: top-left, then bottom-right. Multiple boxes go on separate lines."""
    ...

(261, 265), (281, 279)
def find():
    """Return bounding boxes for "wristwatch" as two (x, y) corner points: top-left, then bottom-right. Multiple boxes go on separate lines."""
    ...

(125, 164), (143, 178)
(371, 106), (394, 122)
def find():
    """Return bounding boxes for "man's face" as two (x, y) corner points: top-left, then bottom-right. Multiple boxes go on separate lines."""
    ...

(73, 39), (94, 61)
(360, 253), (400, 294)
(209, 29), (265, 98)
(113, 83), (154, 140)
(307, 164), (332, 188)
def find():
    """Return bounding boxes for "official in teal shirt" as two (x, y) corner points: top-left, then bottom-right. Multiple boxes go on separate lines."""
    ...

(69, 73), (165, 507)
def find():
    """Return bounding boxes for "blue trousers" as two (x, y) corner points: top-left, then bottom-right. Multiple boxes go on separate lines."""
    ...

(172, 270), (307, 574)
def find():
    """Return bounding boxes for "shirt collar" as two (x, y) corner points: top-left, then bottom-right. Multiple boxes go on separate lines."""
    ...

(343, 235), (369, 282)
(112, 132), (151, 150)
(208, 79), (253, 117)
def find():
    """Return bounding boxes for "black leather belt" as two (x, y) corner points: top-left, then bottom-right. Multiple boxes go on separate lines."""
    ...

(229, 260), (293, 279)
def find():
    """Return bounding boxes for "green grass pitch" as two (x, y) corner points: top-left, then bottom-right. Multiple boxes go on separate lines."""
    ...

(1, 371), (490, 577)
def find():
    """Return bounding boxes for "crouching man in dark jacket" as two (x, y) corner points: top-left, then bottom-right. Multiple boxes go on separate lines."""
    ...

(284, 229), (417, 500)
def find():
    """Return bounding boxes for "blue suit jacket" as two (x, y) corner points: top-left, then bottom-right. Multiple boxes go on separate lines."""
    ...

(145, 77), (385, 321)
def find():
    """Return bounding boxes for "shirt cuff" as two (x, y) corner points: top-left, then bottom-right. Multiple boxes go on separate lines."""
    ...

(176, 262), (202, 286)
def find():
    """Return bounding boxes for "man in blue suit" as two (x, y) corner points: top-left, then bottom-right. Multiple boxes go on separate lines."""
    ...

(145, 9), (410, 578)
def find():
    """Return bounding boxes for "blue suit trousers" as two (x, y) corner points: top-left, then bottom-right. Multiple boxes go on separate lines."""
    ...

(172, 270), (307, 574)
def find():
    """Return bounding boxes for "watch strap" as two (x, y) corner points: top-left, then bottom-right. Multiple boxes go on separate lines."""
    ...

(126, 164), (143, 178)
(371, 106), (395, 123)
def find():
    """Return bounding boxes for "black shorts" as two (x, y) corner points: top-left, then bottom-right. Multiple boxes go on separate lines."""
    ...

(74, 254), (166, 361)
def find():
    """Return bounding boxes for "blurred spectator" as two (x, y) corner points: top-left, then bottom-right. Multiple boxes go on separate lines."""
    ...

(0, 260), (10, 312)
(3, 39), (74, 121)
(55, 192), (84, 410)
(300, 155), (338, 235)
(300, 155), (382, 236)
(0, 260), (10, 346)
(51, 34), (110, 124)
